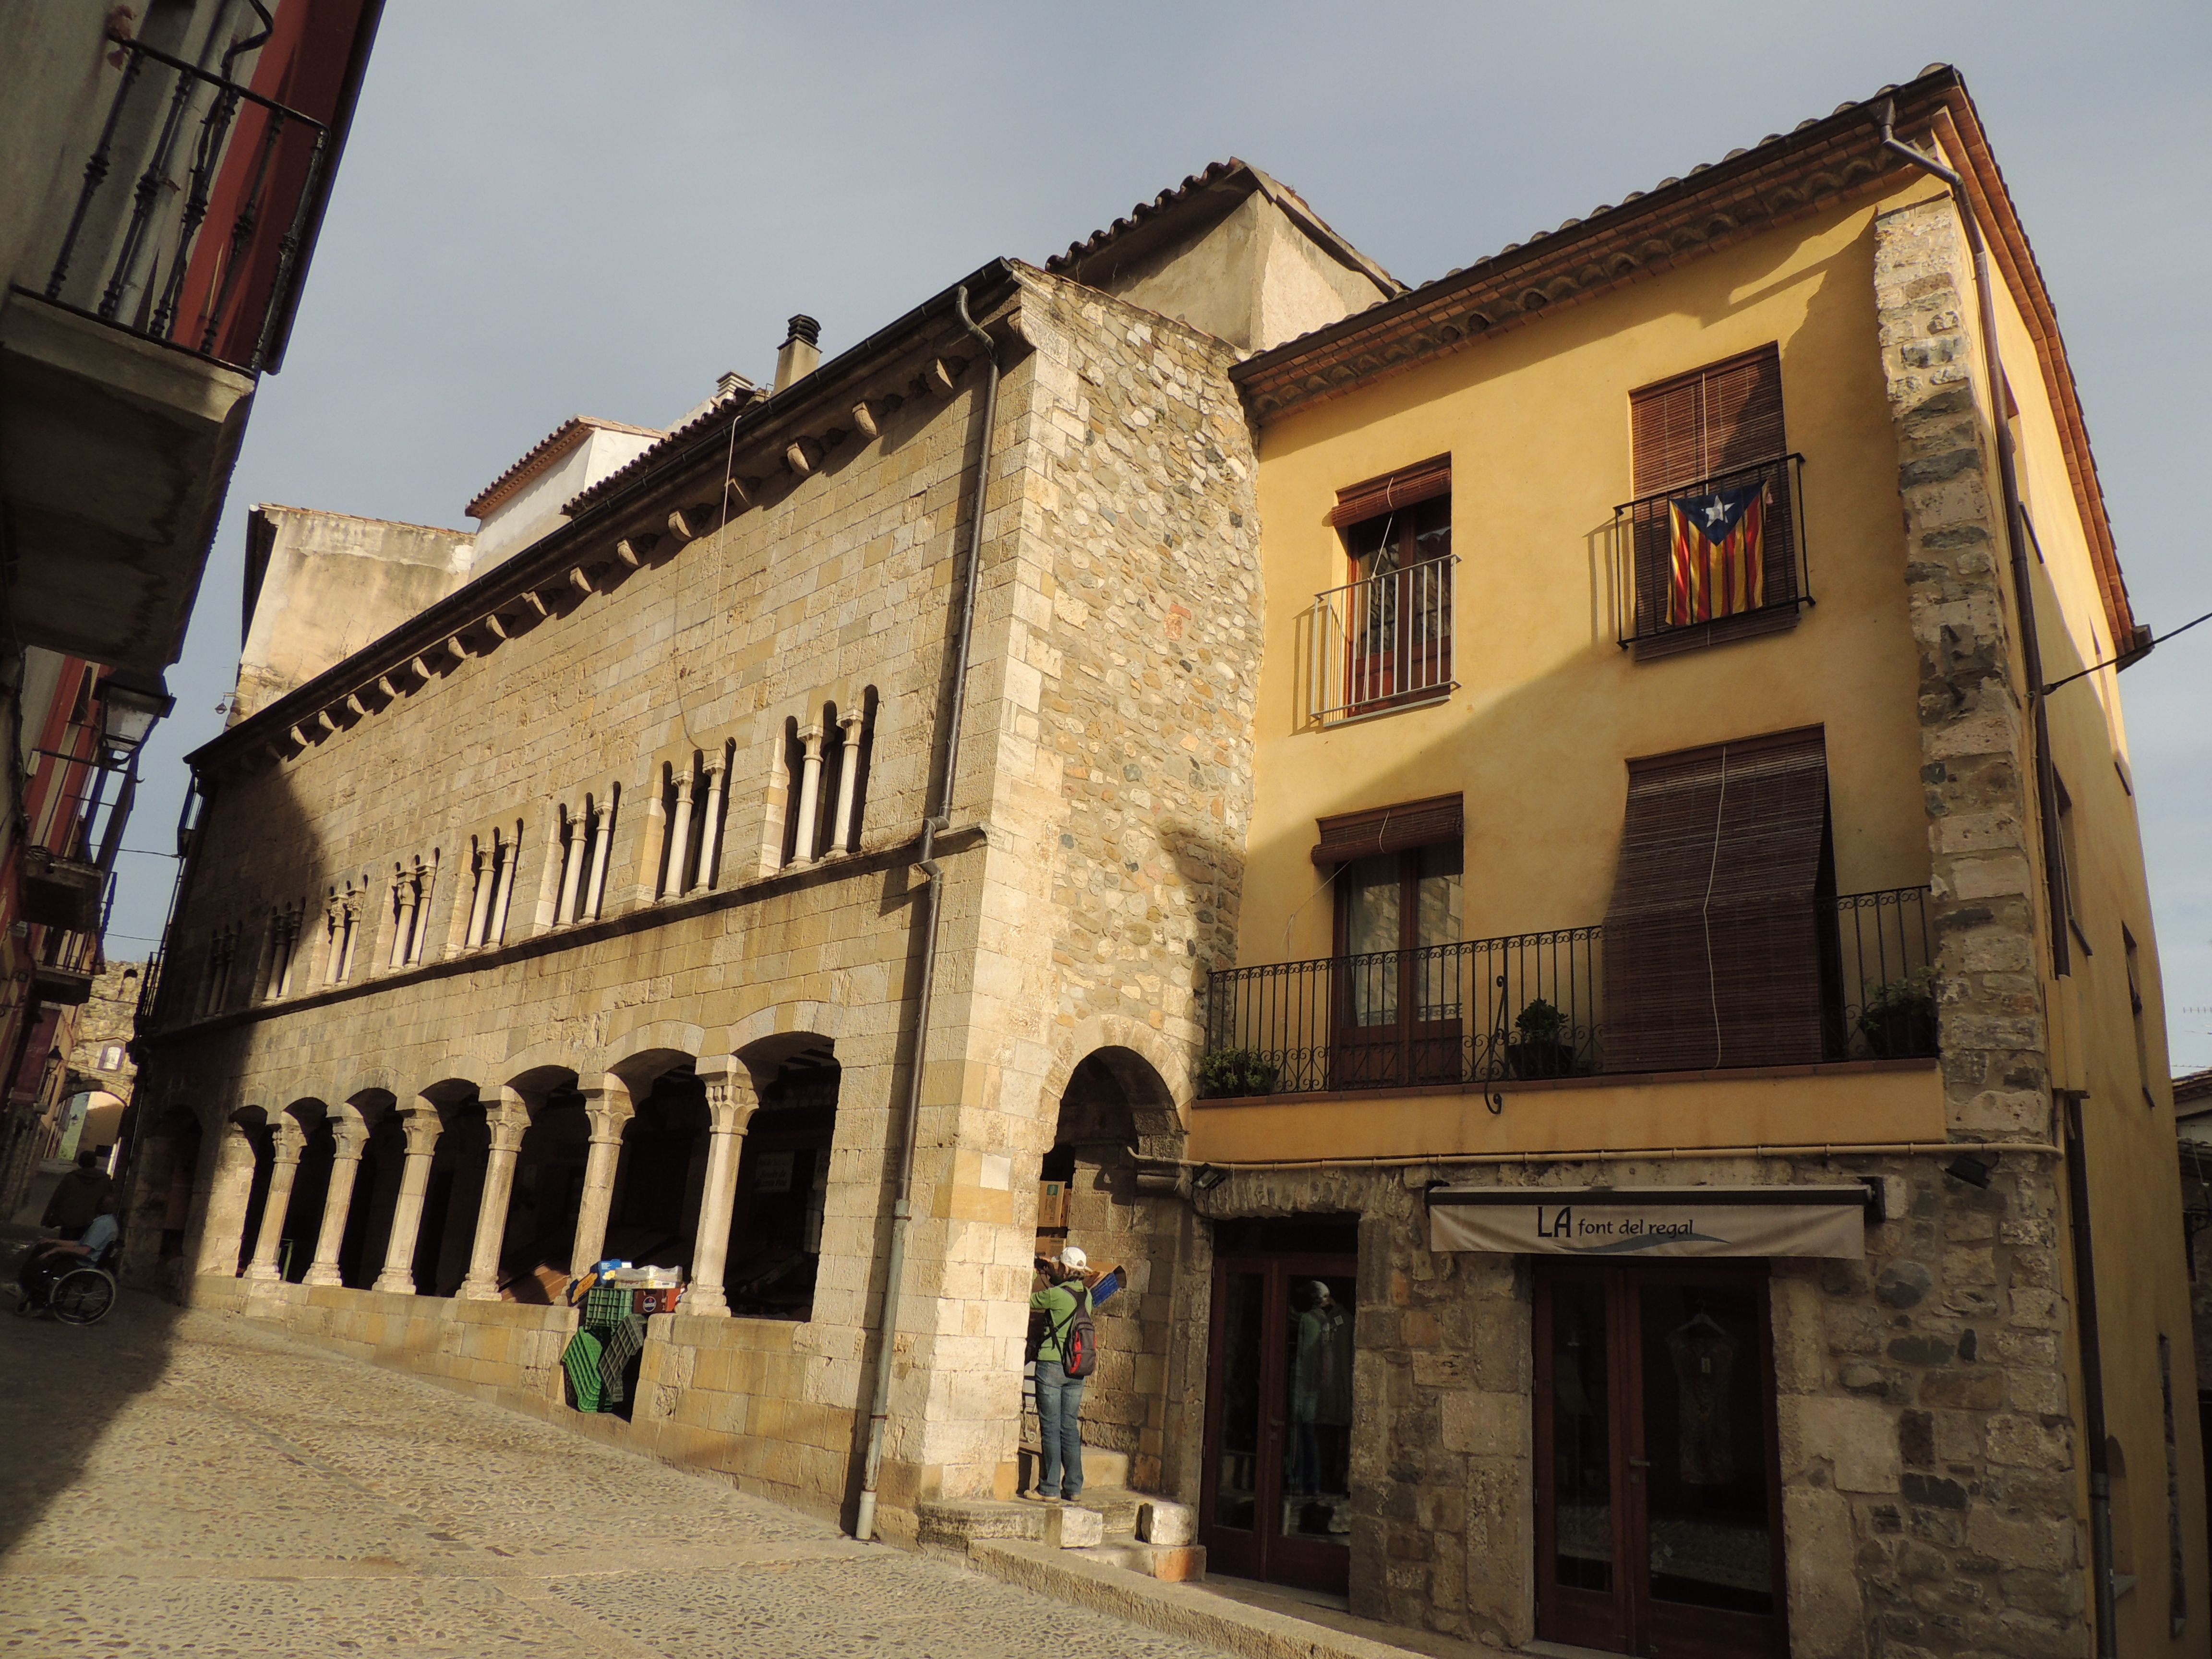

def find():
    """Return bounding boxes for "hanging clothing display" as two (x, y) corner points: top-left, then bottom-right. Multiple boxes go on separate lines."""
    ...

(1666, 1314), (1739, 1485)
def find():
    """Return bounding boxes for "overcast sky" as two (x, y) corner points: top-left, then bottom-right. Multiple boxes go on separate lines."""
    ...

(107, 1), (2212, 1070)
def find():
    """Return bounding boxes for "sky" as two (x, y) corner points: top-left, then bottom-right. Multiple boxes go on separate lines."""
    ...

(106, 1), (2211, 1069)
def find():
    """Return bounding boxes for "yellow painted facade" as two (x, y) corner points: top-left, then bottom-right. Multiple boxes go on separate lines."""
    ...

(1205, 122), (2203, 1654)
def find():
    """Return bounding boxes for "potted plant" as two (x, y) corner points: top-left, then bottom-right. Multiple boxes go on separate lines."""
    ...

(1859, 966), (1939, 1059)
(1506, 998), (1576, 1079)
(1197, 1046), (1279, 1100)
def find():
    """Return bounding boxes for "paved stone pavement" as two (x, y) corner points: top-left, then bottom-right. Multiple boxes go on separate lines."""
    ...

(0, 1290), (1232, 1658)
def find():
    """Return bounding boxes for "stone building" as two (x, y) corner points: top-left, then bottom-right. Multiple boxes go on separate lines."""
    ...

(132, 69), (2198, 1659)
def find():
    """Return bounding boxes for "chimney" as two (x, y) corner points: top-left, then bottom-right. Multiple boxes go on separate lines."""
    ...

(773, 314), (821, 392)
(716, 370), (756, 401)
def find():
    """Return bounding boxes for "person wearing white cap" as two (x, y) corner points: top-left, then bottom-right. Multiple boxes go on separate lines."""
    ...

(1027, 1244), (1092, 1502)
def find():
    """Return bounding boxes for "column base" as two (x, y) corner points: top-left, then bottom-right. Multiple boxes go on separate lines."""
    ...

(242, 1263), (282, 1282)
(682, 1286), (730, 1316)
(456, 1277), (503, 1301)
(370, 1271), (418, 1295)
(302, 1265), (346, 1287)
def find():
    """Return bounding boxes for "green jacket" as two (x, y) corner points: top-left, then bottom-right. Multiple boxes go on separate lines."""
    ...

(1030, 1281), (1090, 1364)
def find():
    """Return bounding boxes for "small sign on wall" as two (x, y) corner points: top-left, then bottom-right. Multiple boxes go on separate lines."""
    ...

(752, 1150), (796, 1195)
(1428, 1184), (1870, 1259)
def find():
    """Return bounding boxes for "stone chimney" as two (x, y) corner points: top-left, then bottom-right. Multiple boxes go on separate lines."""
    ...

(773, 315), (821, 393)
(716, 370), (756, 400)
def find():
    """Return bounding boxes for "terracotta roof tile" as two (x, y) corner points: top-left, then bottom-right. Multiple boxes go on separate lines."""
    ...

(466, 415), (664, 522)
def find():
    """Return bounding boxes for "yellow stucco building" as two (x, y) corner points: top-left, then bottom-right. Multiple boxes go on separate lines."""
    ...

(1173, 64), (2197, 1659)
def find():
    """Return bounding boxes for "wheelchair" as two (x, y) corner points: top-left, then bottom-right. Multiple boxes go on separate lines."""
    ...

(11, 1239), (119, 1326)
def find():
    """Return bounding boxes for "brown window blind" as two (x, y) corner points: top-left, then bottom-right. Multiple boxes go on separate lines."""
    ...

(1601, 727), (1831, 1072)
(1329, 455), (1452, 528)
(1312, 793), (1464, 865)
(1630, 346), (1786, 494)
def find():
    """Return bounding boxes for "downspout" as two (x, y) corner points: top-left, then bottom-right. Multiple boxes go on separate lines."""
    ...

(853, 286), (1000, 1544)
(1876, 103), (2110, 1657)
(2062, 1095), (2119, 1658)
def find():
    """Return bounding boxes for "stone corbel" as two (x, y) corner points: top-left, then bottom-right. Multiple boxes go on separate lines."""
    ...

(568, 567), (597, 597)
(784, 437), (822, 477)
(724, 476), (757, 512)
(924, 357), (960, 397)
(850, 400), (879, 440)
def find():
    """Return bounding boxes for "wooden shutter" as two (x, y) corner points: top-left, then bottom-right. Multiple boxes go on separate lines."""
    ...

(1329, 456), (1452, 528)
(1312, 793), (1464, 865)
(1630, 346), (1785, 494)
(1602, 728), (1829, 1072)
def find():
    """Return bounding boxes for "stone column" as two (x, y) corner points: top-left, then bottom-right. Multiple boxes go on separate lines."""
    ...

(185, 1113), (259, 1280)
(793, 722), (826, 862)
(388, 881), (418, 968)
(568, 1080), (634, 1276)
(684, 1060), (761, 1316)
(373, 1108), (443, 1294)
(663, 765), (696, 897)
(584, 804), (613, 920)
(827, 707), (866, 854)
(242, 1119), (306, 1281)
(408, 867), (434, 964)
(466, 844), (495, 946)
(302, 1115), (367, 1286)
(489, 837), (519, 944)
(696, 758), (727, 889)
(456, 1096), (528, 1301)
(556, 814), (587, 924)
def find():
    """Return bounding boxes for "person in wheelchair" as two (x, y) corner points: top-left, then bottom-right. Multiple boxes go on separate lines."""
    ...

(14, 1206), (120, 1322)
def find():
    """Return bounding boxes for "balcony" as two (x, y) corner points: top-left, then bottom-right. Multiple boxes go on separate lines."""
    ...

(1613, 454), (1811, 659)
(1, 35), (334, 672)
(1308, 554), (1456, 724)
(1200, 887), (1935, 1098)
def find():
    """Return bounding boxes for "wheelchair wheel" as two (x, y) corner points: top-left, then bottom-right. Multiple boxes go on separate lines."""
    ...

(49, 1266), (116, 1326)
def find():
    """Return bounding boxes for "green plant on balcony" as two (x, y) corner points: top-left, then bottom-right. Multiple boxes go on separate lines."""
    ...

(1859, 966), (1939, 1059)
(1197, 1046), (1279, 1100)
(1507, 997), (1576, 1080)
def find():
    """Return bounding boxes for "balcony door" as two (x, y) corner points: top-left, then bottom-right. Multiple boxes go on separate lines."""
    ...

(1535, 1261), (1787, 1659)
(1201, 1249), (1358, 1595)
(1341, 496), (1453, 713)
(1334, 841), (1462, 1087)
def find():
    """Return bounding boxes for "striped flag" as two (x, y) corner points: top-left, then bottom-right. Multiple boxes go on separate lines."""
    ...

(1667, 484), (1766, 625)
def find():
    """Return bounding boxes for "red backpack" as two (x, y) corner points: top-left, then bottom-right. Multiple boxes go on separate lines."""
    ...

(1053, 1288), (1097, 1380)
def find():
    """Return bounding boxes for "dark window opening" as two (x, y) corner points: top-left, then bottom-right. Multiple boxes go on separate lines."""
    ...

(1319, 460), (1453, 721)
(723, 1048), (839, 1320)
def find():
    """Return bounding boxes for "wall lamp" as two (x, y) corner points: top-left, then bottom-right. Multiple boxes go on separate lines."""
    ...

(1192, 1164), (1228, 1192)
(97, 669), (174, 766)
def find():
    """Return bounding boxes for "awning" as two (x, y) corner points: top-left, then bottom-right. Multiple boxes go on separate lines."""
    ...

(1427, 1183), (1870, 1259)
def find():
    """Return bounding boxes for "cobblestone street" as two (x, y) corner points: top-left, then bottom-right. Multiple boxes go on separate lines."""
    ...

(0, 1292), (1228, 1658)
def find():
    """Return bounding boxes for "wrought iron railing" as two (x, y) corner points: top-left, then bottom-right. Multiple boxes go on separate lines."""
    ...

(1201, 887), (1936, 1096)
(1613, 454), (1809, 648)
(38, 33), (329, 373)
(1309, 554), (1456, 723)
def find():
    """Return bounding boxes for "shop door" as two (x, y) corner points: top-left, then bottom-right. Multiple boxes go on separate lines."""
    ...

(1534, 1262), (1786, 1659)
(1201, 1251), (1358, 1594)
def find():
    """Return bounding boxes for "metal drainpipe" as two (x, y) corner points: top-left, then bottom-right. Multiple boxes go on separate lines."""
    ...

(2062, 1096), (2119, 1658)
(1876, 104), (2111, 1657)
(853, 286), (1000, 1544)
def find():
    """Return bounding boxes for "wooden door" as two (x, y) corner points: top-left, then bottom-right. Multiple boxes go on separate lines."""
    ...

(1534, 1262), (1787, 1658)
(1201, 1250), (1358, 1593)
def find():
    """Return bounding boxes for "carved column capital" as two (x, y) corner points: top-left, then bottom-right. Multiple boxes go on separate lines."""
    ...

(697, 1057), (761, 1137)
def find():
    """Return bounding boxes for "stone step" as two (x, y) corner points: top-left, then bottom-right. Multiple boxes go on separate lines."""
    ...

(915, 1496), (1048, 1547)
(1067, 1539), (1207, 1582)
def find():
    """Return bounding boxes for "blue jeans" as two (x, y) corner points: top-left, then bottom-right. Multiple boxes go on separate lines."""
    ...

(1034, 1359), (1085, 1499)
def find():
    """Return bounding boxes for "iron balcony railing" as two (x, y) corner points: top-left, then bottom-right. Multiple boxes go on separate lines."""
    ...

(1613, 454), (1810, 648)
(38, 33), (329, 374)
(1309, 554), (1457, 724)
(1201, 886), (1935, 1097)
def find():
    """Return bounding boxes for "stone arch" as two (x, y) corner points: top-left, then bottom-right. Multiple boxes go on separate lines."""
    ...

(1038, 1015), (1191, 1141)
(495, 1038), (581, 1094)
(601, 1020), (708, 1092)
(721, 998), (847, 1059)
(717, 1025), (841, 1321)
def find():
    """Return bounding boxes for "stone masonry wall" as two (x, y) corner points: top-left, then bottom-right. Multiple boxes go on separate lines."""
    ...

(861, 268), (1262, 1519)
(1872, 191), (2085, 1657)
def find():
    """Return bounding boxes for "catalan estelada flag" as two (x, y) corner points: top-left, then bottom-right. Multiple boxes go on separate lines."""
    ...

(1667, 484), (1766, 625)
